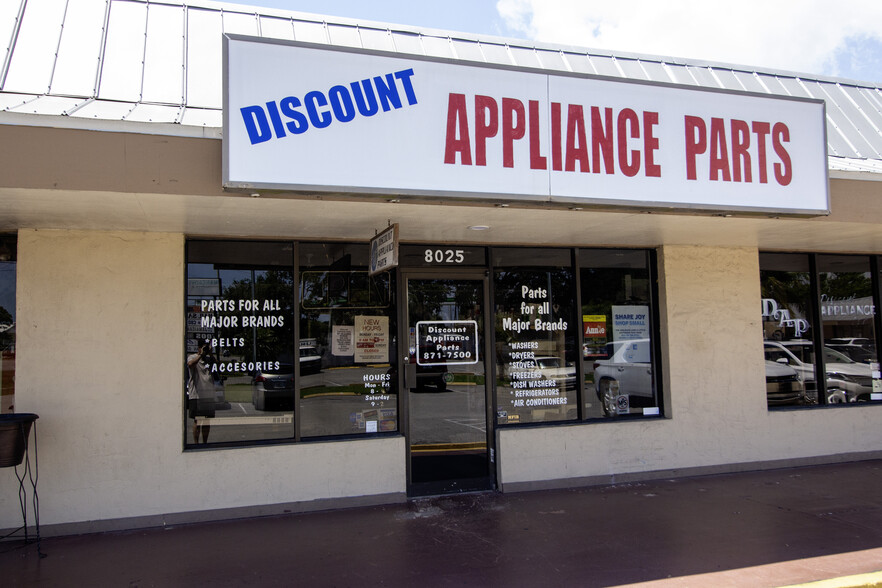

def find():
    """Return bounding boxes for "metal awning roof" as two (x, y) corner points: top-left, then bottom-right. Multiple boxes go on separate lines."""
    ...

(2, 0), (882, 175)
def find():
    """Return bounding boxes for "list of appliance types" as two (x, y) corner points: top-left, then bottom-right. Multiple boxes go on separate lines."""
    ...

(501, 286), (568, 409)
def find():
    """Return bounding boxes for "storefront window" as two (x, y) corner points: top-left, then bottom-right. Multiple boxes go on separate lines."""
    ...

(299, 244), (397, 437)
(185, 241), (295, 445)
(580, 250), (659, 418)
(759, 253), (816, 406)
(817, 255), (878, 403)
(0, 236), (15, 414)
(184, 240), (669, 447)
(760, 252), (882, 407)
(493, 249), (579, 425)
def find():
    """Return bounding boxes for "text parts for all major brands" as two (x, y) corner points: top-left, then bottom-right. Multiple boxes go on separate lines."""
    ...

(197, 298), (288, 373)
(502, 286), (569, 411)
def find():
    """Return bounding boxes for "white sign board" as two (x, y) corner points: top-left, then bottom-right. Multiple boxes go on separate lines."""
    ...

(369, 223), (399, 276)
(332, 325), (354, 357)
(224, 36), (829, 214)
(354, 316), (389, 363)
(611, 305), (651, 363)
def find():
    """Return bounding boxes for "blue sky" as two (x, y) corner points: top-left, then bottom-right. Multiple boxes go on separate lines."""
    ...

(226, 0), (882, 84)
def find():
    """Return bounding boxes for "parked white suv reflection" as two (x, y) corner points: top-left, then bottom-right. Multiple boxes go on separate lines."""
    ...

(593, 340), (653, 416)
(763, 340), (873, 403)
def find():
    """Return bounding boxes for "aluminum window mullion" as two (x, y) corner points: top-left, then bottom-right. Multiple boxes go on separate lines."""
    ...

(871, 256), (882, 378)
(809, 254), (827, 405)
(573, 248), (585, 421)
(648, 248), (665, 418)
(293, 241), (301, 442)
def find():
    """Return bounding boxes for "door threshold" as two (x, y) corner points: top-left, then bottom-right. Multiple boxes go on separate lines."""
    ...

(407, 478), (495, 498)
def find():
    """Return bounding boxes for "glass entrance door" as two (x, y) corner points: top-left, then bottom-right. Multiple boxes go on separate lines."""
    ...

(404, 276), (493, 495)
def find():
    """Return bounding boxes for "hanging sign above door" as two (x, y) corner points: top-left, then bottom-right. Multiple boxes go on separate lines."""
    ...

(369, 223), (399, 276)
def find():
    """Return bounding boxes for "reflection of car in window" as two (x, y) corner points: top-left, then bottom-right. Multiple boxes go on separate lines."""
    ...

(764, 360), (806, 406)
(252, 363), (294, 411)
(763, 341), (873, 403)
(826, 342), (876, 364)
(299, 347), (322, 375)
(533, 356), (576, 391)
(593, 340), (653, 416)
(252, 349), (323, 410)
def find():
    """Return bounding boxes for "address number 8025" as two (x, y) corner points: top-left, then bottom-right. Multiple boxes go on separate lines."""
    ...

(424, 249), (465, 264)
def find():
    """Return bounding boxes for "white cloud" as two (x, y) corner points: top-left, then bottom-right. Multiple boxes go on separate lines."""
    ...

(496, 0), (882, 80)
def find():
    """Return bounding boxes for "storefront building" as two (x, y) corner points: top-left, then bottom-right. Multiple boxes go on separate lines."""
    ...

(1, 0), (881, 535)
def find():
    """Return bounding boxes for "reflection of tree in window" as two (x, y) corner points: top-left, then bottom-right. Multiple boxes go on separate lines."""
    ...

(408, 281), (450, 321)
(819, 272), (872, 299)
(220, 270), (294, 363)
(761, 271), (811, 319)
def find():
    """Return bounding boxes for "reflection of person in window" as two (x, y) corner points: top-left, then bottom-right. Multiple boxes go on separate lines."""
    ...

(187, 340), (216, 443)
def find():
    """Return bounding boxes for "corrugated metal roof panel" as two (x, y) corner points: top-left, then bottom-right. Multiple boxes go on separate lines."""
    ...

(221, 10), (257, 36)
(829, 156), (882, 174)
(841, 85), (882, 125)
(124, 102), (181, 123)
(5, 94), (86, 115)
(687, 66), (720, 88)
(481, 41), (514, 66)
(3, 0), (66, 95)
(0, 92), (35, 110)
(48, 0), (106, 98)
(589, 55), (620, 77)
(778, 77), (814, 99)
(616, 58), (648, 81)
(756, 74), (788, 95)
(534, 49), (567, 72)
(258, 16), (295, 41)
(826, 85), (882, 158)
(730, 71), (766, 93)
(142, 3), (185, 105)
(419, 35), (453, 59)
(290, 18), (327, 44)
(710, 69), (744, 92)
(185, 7), (222, 109)
(0, 1), (24, 83)
(69, 98), (135, 120)
(807, 81), (873, 158)
(450, 38), (484, 63)
(326, 23), (361, 48)
(357, 26), (394, 52)
(638, 61), (670, 84)
(97, 0), (146, 102)
(1, 0), (881, 172)
(561, 53), (595, 75)
(508, 45), (540, 69)
(389, 30), (422, 55)
(179, 106), (222, 127)
(664, 63), (697, 86)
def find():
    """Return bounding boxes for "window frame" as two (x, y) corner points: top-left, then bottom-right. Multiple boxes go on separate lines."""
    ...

(759, 251), (882, 410)
(183, 240), (665, 450)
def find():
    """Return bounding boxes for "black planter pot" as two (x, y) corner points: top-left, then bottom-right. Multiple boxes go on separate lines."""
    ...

(0, 413), (39, 468)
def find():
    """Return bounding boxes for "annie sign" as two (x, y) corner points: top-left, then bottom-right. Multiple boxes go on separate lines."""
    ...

(223, 35), (829, 214)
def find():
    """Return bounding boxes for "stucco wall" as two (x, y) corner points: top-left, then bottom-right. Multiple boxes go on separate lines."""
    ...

(0, 229), (405, 531)
(498, 245), (882, 487)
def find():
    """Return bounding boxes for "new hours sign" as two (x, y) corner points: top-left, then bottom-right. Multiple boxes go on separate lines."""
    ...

(223, 35), (829, 215)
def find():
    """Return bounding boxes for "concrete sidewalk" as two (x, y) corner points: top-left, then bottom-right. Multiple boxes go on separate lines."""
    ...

(2, 460), (881, 587)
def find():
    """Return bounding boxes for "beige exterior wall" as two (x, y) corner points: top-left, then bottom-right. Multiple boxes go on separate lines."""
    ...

(2, 228), (880, 531)
(498, 245), (882, 487)
(0, 229), (406, 531)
